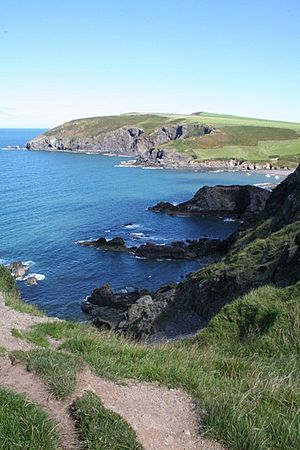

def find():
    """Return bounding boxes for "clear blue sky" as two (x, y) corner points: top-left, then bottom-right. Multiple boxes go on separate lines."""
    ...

(1, 0), (299, 127)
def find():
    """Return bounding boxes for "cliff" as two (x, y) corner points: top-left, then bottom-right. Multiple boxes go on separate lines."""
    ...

(26, 114), (214, 157)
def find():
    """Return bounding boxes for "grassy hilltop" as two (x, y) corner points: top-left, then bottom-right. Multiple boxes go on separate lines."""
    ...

(41, 111), (300, 167)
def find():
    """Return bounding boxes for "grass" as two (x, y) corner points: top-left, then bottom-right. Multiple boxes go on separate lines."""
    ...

(44, 114), (183, 138)
(72, 392), (143, 450)
(14, 349), (83, 400)
(0, 388), (58, 450)
(0, 265), (42, 316)
(22, 281), (300, 450)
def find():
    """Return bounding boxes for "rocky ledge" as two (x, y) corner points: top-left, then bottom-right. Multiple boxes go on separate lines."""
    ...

(78, 236), (226, 260)
(150, 184), (271, 218)
(81, 283), (203, 340)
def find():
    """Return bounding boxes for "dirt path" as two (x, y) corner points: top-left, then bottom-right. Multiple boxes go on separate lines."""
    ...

(73, 367), (224, 450)
(0, 293), (225, 450)
(0, 356), (80, 450)
(0, 293), (57, 351)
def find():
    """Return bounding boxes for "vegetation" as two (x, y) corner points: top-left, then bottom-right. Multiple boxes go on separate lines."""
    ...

(15, 349), (83, 400)
(19, 281), (300, 450)
(72, 392), (143, 450)
(0, 265), (42, 316)
(0, 388), (58, 450)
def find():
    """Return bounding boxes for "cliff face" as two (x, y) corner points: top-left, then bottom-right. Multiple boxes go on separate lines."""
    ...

(26, 123), (214, 156)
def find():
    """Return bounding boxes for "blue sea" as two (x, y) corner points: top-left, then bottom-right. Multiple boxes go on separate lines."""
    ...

(0, 129), (281, 319)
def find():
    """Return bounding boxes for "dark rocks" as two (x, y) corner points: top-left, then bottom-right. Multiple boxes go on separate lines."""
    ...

(79, 235), (225, 260)
(81, 284), (172, 339)
(263, 163), (300, 230)
(134, 243), (196, 260)
(150, 185), (271, 218)
(78, 237), (128, 252)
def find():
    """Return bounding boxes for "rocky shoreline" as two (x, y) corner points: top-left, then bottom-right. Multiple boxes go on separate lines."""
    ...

(79, 180), (288, 340)
(78, 235), (226, 261)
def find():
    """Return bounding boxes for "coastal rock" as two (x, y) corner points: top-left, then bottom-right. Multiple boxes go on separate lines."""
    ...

(79, 235), (225, 260)
(25, 276), (38, 286)
(8, 261), (30, 279)
(134, 242), (197, 260)
(150, 185), (271, 218)
(79, 237), (128, 252)
(82, 284), (176, 339)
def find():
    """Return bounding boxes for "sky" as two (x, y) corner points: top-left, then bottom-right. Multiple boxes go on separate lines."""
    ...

(0, 0), (300, 127)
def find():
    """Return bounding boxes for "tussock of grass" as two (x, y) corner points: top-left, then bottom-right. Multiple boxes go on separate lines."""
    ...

(26, 283), (300, 450)
(0, 388), (58, 449)
(72, 392), (143, 450)
(16, 349), (83, 400)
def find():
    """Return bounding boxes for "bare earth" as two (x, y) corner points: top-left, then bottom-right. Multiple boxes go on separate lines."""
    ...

(0, 293), (225, 450)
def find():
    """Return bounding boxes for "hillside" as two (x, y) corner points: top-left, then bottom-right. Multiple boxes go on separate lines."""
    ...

(26, 112), (300, 169)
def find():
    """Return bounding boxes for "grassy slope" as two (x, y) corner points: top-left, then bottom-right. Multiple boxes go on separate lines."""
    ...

(43, 114), (183, 138)
(21, 276), (300, 450)
(72, 392), (143, 450)
(0, 389), (58, 450)
(42, 111), (300, 166)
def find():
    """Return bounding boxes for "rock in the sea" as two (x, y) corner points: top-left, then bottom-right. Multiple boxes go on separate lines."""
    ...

(79, 236), (128, 252)
(150, 185), (271, 218)
(134, 242), (197, 260)
(25, 276), (38, 286)
(8, 261), (30, 279)
(79, 234), (225, 260)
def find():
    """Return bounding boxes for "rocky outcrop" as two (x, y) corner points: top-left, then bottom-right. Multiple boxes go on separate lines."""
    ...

(263, 163), (300, 230)
(150, 185), (271, 218)
(81, 284), (176, 340)
(78, 236), (226, 260)
(127, 154), (291, 170)
(8, 261), (30, 279)
(79, 237), (128, 252)
(26, 123), (214, 156)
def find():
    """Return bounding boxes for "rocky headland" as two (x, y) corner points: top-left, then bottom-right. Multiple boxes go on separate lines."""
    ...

(26, 122), (214, 156)
(150, 184), (271, 218)
(82, 165), (300, 341)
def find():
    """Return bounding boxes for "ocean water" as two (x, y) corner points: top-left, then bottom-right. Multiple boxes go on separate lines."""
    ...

(0, 129), (281, 319)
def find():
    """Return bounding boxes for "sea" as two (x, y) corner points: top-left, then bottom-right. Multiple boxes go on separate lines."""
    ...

(0, 129), (282, 319)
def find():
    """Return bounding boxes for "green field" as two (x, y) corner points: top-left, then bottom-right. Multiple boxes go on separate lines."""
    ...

(164, 113), (300, 165)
